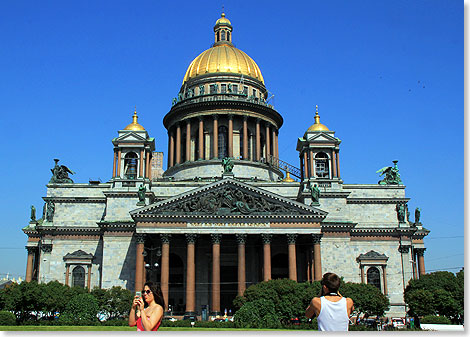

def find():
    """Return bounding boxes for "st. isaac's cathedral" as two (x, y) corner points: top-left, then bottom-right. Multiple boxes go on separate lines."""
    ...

(23, 13), (429, 318)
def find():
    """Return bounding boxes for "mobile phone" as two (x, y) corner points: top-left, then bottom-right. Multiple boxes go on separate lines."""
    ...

(135, 291), (141, 297)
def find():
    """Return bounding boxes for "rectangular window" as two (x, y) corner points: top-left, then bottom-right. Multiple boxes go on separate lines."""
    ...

(233, 85), (238, 94)
(243, 86), (248, 95)
(210, 85), (216, 94)
(221, 84), (226, 93)
(252, 89), (257, 97)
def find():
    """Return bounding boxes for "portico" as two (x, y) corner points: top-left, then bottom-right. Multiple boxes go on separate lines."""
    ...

(130, 178), (326, 317)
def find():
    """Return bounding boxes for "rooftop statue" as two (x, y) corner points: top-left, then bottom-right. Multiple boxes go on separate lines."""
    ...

(49, 159), (75, 184)
(376, 160), (402, 185)
(222, 157), (234, 174)
(137, 184), (146, 206)
(308, 182), (320, 205)
(415, 207), (421, 224)
(30, 205), (36, 222)
(396, 203), (405, 223)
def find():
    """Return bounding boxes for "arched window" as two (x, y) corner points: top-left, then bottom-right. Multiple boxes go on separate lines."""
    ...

(221, 30), (226, 41)
(315, 152), (329, 178)
(367, 267), (381, 291)
(72, 265), (85, 288)
(218, 126), (228, 159)
(124, 152), (138, 179)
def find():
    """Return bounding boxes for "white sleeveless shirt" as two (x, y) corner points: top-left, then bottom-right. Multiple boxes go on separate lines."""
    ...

(317, 296), (349, 331)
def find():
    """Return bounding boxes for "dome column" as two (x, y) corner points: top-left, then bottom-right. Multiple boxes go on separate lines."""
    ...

(255, 119), (261, 161)
(186, 120), (191, 162)
(176, 123), (182, 164)
(198, 118), (204, 160)
(168, 130), (174, 168)
(228, 115), (233, 157)
(265, 123), (271, 158)
(275, 129), (279, 159)
(243, 116), (248, 160)
(213, 116), (218, 159)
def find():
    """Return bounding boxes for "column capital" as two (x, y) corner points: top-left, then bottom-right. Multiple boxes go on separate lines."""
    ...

(312, 234), (323, 244)
(287, 234), (298, 244)
(41, 244), (52, 253)
(236, 234), (247, 244)
(261, 233), (272, 244)
(135, 233), (146, 244)
(211, 234), (222, 244)
(243, 115), (248, 121)
(26, 246), (38, 254)
(185, 233), (198, 244)
(414, 248), (426, 256)
(212, 114), (219, 120)
(198, 116), (204, 122)
(228, 114), (233, 120)
(160, 234), (171, 244)
(398, 245), (411, 253)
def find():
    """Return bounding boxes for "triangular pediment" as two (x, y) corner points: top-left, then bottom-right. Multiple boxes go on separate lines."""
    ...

(305, 132), (339, 143)
(131, 178), (327, 219)
(114, 132), (148, 142)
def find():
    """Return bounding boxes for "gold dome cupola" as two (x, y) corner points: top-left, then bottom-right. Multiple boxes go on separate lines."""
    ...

(124, 107), (146, 131)
(307, 105), (329, 132)
(214, 12), (233, 45)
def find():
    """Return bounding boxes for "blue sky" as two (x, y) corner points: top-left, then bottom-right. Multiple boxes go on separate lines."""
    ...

(0, 0), (463, 280)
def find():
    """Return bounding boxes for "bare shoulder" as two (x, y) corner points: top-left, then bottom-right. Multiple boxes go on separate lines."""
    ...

(346, 297), (354, 306)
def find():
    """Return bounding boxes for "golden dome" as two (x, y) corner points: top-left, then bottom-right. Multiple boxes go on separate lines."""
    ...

(124, 108), (146, 131)
(215, 12), (231, 26)
(182, 13), (264, 84)
(183, 45), (264, 84)
(307, 105), (329, 132)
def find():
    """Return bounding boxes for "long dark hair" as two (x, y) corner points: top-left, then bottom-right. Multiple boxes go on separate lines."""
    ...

(143, 281), (165, 309)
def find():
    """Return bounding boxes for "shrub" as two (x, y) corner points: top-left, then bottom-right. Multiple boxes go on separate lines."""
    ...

(420, 315), (452, 325)
(233, 298), (281, 329)
(100, 319), (128, 326)
(0, 311), (16, 325)
(59, 293), (99, 325)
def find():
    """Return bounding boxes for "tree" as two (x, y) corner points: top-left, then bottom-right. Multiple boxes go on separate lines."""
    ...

(103, 286), (133, 320)
(339, 282), (390, 317)
(59, 293), (99, 324)
(404, 270), (464, 323)
(237, 279), (317, 325)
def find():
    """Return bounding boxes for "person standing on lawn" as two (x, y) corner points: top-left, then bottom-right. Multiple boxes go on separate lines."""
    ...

(305, 272), (354, 331)
(129, 281), (164, 331)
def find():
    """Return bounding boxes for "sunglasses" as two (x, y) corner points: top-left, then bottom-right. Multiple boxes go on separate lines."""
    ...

(143, 290), (152, 295)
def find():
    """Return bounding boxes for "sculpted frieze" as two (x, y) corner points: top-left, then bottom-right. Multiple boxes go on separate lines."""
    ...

(147, 186), (301, 216)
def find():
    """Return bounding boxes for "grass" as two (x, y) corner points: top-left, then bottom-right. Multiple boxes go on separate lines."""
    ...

(0, 326), (290, 331)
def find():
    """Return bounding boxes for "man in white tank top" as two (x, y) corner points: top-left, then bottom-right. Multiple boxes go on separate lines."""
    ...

(305, 272), (354, 331)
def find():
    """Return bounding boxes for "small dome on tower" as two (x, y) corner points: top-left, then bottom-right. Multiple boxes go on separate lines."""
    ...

(307, 105), (329, 132)
(124, 108), (146, 131)
(215, 12), (232, 26)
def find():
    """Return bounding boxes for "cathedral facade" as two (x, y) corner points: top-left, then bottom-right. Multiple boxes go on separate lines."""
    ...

(23, 13), (428, 318)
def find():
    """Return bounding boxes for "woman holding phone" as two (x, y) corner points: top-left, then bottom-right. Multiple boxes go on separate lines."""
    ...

(129, 281), (165, 331)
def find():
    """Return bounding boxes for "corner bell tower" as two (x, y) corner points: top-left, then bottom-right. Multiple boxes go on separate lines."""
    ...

(296, 106), (342, 200)
(111, 109), (156, 186)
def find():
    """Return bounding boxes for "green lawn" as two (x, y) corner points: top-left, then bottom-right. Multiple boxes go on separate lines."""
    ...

(0, 326), (289, 331)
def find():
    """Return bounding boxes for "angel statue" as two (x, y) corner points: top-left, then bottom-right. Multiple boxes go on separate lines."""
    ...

(49, 159), (75, 184)
(222, 157), (234, 174)
(376, 160), (402, 185)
